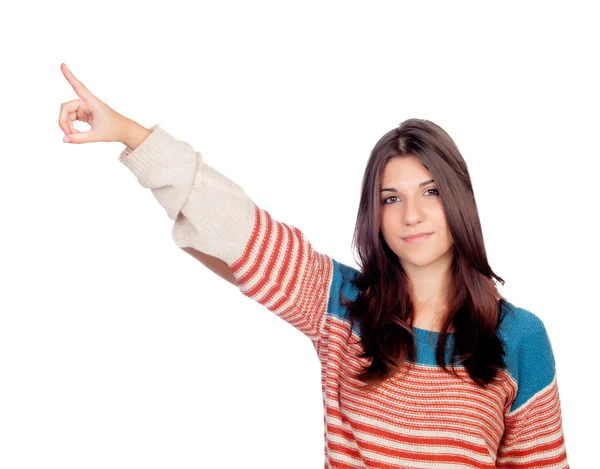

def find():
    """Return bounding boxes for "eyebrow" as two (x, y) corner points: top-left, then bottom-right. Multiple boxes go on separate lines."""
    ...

(380, 179), (435, 193)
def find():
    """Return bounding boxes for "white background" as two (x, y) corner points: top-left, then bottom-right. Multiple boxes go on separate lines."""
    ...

(1, 1), (597, 467)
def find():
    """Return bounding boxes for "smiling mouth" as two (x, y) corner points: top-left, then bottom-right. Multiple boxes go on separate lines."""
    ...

(402, 233), (433, 243)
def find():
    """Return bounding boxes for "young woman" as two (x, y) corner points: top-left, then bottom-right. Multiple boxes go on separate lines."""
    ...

(58, 63), (569, 468)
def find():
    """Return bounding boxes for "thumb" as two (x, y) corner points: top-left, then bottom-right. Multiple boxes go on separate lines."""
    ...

(63, 129), (98, 144)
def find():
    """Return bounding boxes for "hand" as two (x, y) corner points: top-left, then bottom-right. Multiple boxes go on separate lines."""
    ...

(58, 63), (130, 144)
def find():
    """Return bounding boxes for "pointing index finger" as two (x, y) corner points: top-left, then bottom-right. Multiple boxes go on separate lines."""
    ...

(61, 63), (93, 99)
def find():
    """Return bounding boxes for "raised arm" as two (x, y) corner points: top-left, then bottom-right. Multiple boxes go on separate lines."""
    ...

(117, 124), (342, 349)
(181, 247), (237, 286)
(57, 63), (344, 349)
(117, 121), (238, 285)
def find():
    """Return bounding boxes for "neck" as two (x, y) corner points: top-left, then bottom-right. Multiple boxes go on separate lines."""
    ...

(404, 252), (454, 332)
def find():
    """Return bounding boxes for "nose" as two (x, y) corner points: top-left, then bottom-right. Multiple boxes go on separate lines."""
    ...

(402, 197), (424, 225)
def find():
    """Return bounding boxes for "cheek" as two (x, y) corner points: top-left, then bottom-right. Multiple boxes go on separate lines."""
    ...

(379, 212), (399, 234)
(425, 209), (453, 245)
(438, 218), (454, 245)
(432, 206), (449, 226)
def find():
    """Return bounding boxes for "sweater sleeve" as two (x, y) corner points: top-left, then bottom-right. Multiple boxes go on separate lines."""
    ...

(496, 318), (569, 468)
(118, 124), (336, 348)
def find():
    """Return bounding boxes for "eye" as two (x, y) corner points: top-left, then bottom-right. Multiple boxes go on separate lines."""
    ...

(381, 188), (439, 205)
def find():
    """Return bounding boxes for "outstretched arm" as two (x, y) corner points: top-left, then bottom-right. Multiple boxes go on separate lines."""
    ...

(181, 247), (237, 286)
(118, 124), (340, 348)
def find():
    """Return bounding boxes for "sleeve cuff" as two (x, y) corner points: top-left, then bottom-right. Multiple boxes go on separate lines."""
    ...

(118, 123), (193, 188)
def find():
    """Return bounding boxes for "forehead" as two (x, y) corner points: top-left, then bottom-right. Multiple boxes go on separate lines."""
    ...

(380, 156), (432, 185)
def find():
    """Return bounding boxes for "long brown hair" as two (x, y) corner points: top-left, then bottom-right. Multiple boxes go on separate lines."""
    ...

(340, 118), (508, 392)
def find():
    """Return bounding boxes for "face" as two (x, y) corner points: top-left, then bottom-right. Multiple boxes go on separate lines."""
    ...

(379, 156), (454, 270)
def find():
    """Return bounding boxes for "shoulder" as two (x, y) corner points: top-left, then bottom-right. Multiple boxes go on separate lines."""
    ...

(329, 259), (361, 300)
(327, 259), (361, 332)
(497, 301), (558, 412)
(497, 300), (550, 344)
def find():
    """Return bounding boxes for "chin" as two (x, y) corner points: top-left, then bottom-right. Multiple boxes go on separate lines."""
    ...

(400, 255), (437, 267)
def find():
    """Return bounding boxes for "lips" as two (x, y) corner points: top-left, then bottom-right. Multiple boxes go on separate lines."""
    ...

(402, 232), (432, 240)
(401, 232), (433, 244)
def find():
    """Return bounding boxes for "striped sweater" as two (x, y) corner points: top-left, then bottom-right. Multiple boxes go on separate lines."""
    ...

(118, 124), (569, 468)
